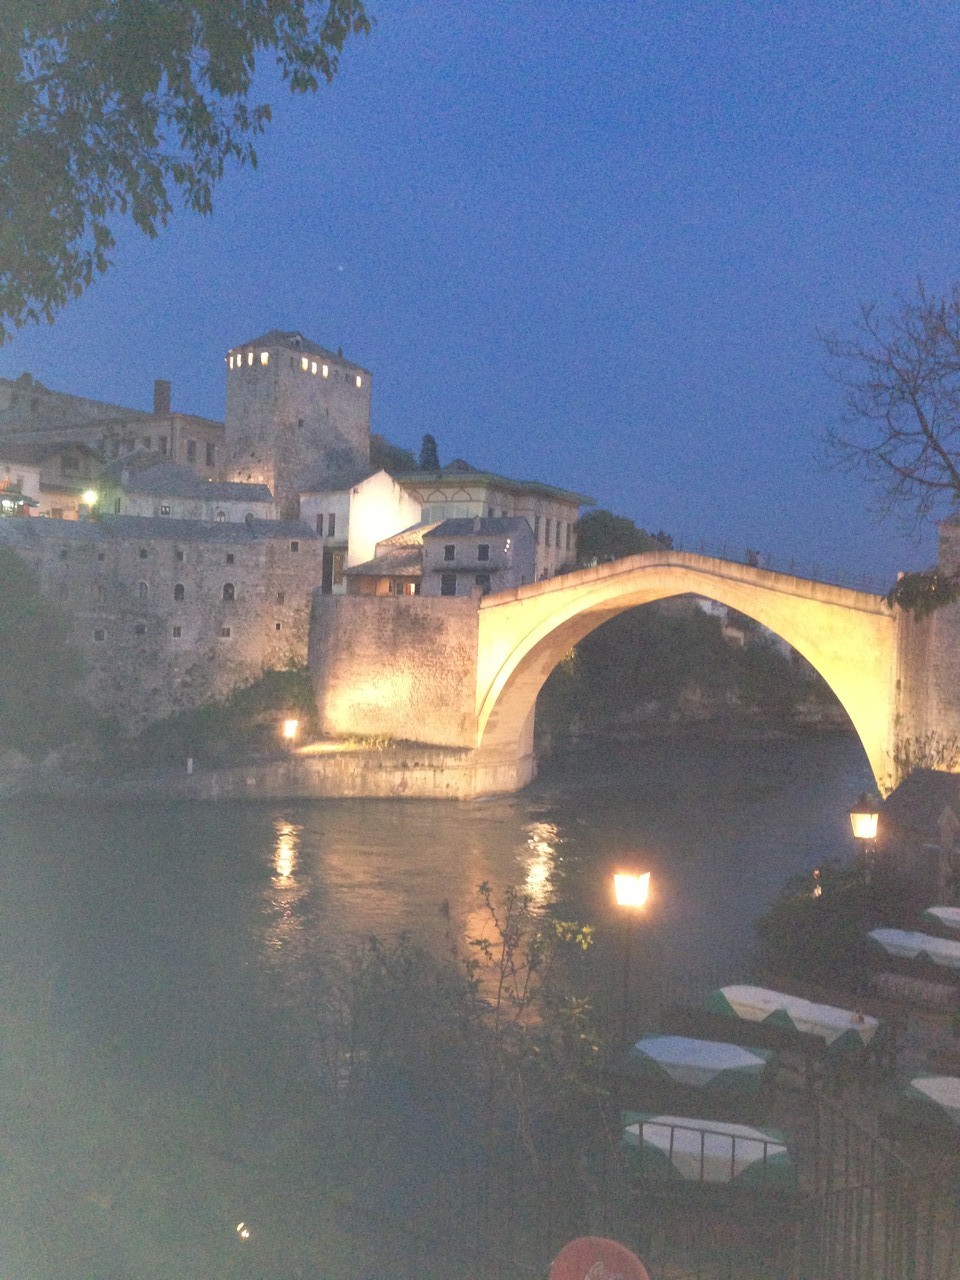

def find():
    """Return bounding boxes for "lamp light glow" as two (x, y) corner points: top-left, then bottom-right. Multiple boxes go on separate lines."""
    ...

(849, 797), (879, 842)
(613, 870), (651, 909)
(282, 718), (299, 741)
(81, 489), (98, 506)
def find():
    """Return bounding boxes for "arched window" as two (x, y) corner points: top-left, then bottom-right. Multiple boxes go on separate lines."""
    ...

(216, 510), (226, 522)
(138, 581), (148, 601)
(174, 583), (185, 601)
(222, 582), (235, 602)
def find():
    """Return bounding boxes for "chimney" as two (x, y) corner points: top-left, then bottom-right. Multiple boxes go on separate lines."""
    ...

(153, 379), (171, 416)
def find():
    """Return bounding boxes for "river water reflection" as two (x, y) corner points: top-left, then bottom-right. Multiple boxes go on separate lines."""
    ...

(0, 733), (872, 1087)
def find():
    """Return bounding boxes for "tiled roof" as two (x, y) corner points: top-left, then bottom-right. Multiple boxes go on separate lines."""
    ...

(228, 329), (369, 373)
(395, 464), (593, 506)
(0, 439), (101, 464)
(344, 545), (424, 577)
(0, 514), (317, 545)
(881, 768), (960, 833)
(424, 516), (532, 538)
(101, 457), (273, 502)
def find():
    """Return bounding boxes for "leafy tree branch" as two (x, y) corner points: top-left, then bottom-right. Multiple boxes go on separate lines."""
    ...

(0, 1), (371, 340)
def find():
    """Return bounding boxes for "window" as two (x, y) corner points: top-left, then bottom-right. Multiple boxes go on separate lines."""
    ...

(51, 508), (64, 519)
(488, 507), (494, 518)
(356, 375), (362, 388)
(114, 497), (121, 514)
(301, 356), (309, 371)
(215, 510), (226, 523)
(174, 583), (185, 601)
(332, 553), (345, 585)
(93, 628), (105, 642)
(142, 437), (152, 450)
(226, 552), (234, 564)
(276, 591), (285, 605)
(175, 549), (184, 562)
(327, 513), (336, 538)
(556, 521), (562, 548)
(440, 572), (457, 597)
(138, 581), (148, 600)
(186, 440), (196, 462)
(160, 504), (171, 516)
(290, 540), (299, 552)
(566, 525), (572, 551)
(222, 583), (235, 602)
(475, 572), (491, 595)
(544, 518), (551, 546)
(260, 351), (269, 366)
(534, 515), (541, 542)
(315, 514), (324, 535)
(172, 625), (182, 639)
(477, 544), (490, 562)
(139, 548), (148, 559)
(59, 547), (68, 560)
(206, 442), (215, 466)
(96, 584), (106, 603)
(275, 622), (282, 631)
(61, 455), (78, 473)
(159, 436), (168, 455)
(98, 552), (105, 562)
(311, 361), (318, 375)
(297, 418), (304, 430)
(135, 623), (146, 636)
(443, 544), (455, 561)
(322, 363), (329, 378)
(220, 626), (231, 637)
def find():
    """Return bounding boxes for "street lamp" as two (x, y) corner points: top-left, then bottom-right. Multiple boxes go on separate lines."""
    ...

(282, 718), (299, 751)
(613, 868), (652, 1046)
(849, 793), (879, 881)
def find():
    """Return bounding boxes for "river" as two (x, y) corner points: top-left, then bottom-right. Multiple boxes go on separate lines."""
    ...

(0, 732), (872, 1084)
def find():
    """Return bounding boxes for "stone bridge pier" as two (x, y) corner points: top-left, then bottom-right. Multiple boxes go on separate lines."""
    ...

(309, 544), (960, 799)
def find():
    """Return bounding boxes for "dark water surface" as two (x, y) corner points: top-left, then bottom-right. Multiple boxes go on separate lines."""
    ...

(1, 734), (872, 1082)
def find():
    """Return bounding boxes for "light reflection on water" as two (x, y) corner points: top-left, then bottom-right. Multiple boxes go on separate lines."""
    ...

(0, 734), (873, 1081)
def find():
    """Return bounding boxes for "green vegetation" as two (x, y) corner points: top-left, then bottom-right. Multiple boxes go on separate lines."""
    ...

(754, 859), (924, 989)
(370, 432), (417, 475)
(574, 509), (672, 565)
(130, 664), (319, 766)
(0, 547), (90, 759)
(1, 1), (372, 339)
(537, 603), (839, 741)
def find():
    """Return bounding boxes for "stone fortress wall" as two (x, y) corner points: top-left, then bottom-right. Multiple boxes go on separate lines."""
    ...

(0, 515), (322, 729)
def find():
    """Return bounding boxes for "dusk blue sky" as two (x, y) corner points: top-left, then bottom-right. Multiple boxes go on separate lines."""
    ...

(3, 2), (960, 584)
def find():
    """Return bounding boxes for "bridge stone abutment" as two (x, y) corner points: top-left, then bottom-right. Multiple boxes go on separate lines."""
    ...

(476, 552), (901, 789)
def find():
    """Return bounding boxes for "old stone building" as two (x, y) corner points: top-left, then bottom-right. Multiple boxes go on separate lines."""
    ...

(224, 330), (371, 516)
(0, 514), (321, 728)
(394, 459), (590, 579)
(0, 326), (592, 738)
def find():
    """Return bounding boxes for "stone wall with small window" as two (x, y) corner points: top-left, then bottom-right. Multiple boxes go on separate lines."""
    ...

(0, 516), (323, 731)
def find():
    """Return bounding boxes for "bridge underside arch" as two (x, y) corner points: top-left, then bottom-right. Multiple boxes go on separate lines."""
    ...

(476, 556), (898, 789)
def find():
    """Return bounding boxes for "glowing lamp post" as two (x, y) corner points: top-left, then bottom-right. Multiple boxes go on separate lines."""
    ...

(613, 868), (652, 1045)
(282, 718), (299, 752)
(849, 794), (879, 881)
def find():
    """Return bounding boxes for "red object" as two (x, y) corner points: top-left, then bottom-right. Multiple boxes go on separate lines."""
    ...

(549, 1235), (650, 1280)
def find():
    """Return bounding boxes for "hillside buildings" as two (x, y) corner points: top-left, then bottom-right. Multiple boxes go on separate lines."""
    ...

(0, 329), (591, 729)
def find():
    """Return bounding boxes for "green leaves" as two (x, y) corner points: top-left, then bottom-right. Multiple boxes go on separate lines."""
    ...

(1, 1), (372, 340)
(885, 568), (960, 619)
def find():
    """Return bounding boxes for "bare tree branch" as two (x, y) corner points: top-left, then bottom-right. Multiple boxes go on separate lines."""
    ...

(821, 281), (960, 530)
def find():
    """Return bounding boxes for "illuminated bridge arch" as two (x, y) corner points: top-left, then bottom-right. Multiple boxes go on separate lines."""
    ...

(475, 551), (899, 788)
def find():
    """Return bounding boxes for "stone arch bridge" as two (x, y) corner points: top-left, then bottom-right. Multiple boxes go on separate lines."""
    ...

(311, 550), (943, 798)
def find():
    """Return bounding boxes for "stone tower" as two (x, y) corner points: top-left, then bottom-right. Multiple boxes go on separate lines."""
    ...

(224, 330), (372, 517)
